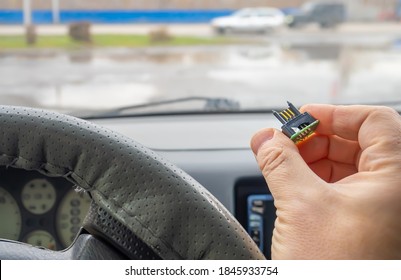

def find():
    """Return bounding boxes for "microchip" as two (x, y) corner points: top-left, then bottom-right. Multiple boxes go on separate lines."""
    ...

(273, 101), (319, 144)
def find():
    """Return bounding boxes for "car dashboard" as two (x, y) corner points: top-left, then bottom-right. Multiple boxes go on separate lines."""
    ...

(0, 112), (278, 258)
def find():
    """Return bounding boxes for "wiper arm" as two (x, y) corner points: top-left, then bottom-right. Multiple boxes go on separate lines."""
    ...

(81, 97), (241, 118)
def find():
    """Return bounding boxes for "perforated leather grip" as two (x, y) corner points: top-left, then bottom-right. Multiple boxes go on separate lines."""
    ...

(83, 202), (161, 260)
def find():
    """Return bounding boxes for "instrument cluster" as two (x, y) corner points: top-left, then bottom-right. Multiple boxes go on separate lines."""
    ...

(0, 167), (91, 250)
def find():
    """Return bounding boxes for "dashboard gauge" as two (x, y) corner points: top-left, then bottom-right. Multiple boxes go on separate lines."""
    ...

(24, 230), (56, 250)
(56, 190), (91, 248)
(0, 187), (22, 240)
(22, 179), (56, 215)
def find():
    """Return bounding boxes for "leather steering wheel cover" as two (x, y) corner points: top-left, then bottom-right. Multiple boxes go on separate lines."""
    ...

(0, 106), (265, 260)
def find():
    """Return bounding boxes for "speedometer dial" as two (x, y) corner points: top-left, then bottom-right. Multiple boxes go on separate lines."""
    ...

(0, 187), (22, 240)
(24, 230), (56, 250)
(56, 190), (91, 248)
(22, 179), (56, 214)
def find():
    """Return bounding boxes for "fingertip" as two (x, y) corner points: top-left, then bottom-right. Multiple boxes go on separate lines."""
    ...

(300, 103), (326, 114)
(250, 128), (276, 155)
(251, 128), (298, 155)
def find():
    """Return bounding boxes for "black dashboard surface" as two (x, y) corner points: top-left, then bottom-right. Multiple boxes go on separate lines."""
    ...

(93, 113), (278, 212)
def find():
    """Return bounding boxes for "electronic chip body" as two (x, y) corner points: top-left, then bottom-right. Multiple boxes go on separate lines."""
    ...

(273, 102), (319, 144)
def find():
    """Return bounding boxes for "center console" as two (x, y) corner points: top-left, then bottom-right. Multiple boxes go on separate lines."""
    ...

(235, 177), (276, 259)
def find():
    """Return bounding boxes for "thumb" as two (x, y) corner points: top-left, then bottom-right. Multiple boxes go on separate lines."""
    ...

(250, 128), (323, 201)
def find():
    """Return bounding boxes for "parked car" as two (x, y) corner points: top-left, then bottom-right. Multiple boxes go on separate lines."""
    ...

(211, 7), (285, 34)
(287, 2), (347, 28)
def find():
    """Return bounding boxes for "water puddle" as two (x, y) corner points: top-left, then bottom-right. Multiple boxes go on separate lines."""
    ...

(1, 42), (401, 113)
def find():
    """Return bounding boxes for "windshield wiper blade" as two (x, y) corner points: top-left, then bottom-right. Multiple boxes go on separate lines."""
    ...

(82, 96), (241, 118)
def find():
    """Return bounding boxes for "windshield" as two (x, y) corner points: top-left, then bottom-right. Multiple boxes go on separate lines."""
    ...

(1, 0), (401, 116)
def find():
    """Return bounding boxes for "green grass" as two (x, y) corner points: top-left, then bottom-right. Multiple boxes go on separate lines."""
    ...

(0, 34), (233, 49)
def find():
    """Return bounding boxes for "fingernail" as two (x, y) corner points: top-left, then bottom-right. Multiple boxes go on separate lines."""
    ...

(251, 129), (275, 155)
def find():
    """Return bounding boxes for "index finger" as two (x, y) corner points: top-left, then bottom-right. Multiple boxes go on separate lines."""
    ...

(300, 104), (400, 145)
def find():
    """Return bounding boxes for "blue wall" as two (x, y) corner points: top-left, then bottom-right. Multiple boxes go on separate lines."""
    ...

(0, 10), (235, 24)
(0, 9), (295, 24)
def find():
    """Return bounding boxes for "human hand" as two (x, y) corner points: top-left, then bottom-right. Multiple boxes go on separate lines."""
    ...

(250, 105), (401, 259)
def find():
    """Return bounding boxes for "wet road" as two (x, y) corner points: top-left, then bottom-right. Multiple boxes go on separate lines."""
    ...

(1, 26), (401, 114)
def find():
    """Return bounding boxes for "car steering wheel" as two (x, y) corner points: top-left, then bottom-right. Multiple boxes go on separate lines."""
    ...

(0, 106), (265, 260)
